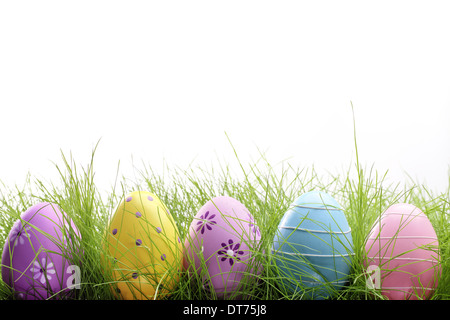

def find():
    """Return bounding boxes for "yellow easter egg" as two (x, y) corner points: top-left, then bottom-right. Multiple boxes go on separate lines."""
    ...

(104, 191), (182, 300)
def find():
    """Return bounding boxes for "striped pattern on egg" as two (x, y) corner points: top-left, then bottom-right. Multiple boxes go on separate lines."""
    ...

(272, 190), (354, 299)
(365, 203), (441, 300)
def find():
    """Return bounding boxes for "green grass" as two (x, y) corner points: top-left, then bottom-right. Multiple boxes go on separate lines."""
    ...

(0, 136), (449, 300)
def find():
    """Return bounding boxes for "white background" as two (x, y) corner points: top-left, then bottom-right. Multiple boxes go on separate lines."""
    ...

(1, 1), (449, 196)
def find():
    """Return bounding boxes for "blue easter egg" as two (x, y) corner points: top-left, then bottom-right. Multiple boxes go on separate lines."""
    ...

(272, 190), (354, 299)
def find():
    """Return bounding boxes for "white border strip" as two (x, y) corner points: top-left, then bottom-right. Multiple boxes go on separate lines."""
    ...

(375, 212), (423, 218)
(280, 225), (352, 234)
(299, 280), (349, 285)
(367, 236), (438, 240)
(291, 205), (343, 211)
(368, 256), (437, 262)
(382, 286), (435, 291)
(274, 250), (355, 258)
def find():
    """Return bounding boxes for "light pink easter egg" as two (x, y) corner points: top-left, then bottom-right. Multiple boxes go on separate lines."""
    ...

(183, 196), (262, 299)
(365, 203), (440, 300)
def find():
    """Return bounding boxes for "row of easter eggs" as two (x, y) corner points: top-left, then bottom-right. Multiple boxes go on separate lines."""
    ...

(0, 190), (441, 300)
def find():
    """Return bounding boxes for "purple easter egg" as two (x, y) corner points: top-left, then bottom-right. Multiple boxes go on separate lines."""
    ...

(183, 196), (262, 298)
(1, 202), (81, 300)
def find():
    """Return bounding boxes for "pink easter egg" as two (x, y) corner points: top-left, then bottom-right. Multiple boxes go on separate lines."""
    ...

(183, 196), (262, 298)
(365, 203), (440, 300)
(1, 202), (81, 300)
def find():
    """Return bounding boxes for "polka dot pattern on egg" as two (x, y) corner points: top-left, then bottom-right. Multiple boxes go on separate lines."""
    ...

(104, 190), (183, 300)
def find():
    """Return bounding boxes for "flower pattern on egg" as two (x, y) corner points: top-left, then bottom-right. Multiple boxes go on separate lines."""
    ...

(196, 211), (217, 234)
(10, 222), (32, 247)
(30, 257), (56, 285)
(218, 239), (244, 266)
